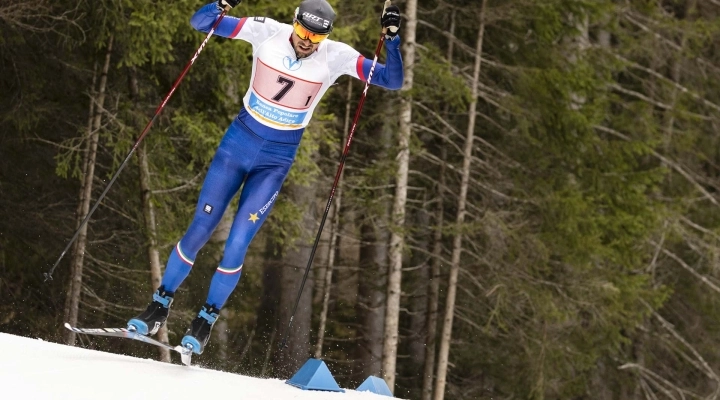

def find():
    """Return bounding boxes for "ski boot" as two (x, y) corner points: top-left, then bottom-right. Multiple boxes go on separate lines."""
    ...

(127, 286), (174, 336)
(181, 303), (220, 355)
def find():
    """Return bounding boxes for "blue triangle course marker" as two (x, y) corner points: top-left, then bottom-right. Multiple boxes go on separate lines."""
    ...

(286, 358), (345, 392)
(356, 376), (394, 397)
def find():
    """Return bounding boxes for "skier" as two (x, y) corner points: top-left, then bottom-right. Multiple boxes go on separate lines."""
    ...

(127, 0), (403, 355)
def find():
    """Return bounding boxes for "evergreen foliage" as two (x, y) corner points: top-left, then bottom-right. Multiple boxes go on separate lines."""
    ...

(3, 0), (720, 398)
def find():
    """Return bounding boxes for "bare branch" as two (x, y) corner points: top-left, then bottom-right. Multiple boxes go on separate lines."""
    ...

(643, 300), (720, 388)
(594, 125), (718, 206)
(0, 0), (83, 37)
(619, 363), (690, 400)
(606, 51), (720, 114)
(151, 171), (204, 194)
(651, 241), (720, 295)
(608, 84), (712, 121)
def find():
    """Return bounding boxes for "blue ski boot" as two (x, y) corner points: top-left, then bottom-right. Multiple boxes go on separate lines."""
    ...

(127, 286), (174, 336)
(181, 304), (220, 355)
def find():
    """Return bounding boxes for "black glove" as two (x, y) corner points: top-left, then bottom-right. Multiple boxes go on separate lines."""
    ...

(217, 0), (241, 10)
(381, 5), (401, 39)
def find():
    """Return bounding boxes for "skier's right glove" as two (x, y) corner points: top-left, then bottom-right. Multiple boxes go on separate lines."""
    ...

(217, 0), (241, 10)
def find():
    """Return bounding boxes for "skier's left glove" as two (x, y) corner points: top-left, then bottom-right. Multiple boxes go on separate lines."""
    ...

(217, 0), (241, 10)
(381, 5), (401, 40)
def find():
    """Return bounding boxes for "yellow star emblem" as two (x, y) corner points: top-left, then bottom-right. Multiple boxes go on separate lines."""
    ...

(248, 213), (259, 223)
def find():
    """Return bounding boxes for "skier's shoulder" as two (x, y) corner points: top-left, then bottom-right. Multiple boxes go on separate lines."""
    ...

(323, 38), (357, 53)
(244, 16), (287, 33)
(322, 38), (360, 62)
(244, 16), (279, 26)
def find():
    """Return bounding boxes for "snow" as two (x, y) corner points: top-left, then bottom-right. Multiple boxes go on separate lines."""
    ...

(0, 332), (397, 400)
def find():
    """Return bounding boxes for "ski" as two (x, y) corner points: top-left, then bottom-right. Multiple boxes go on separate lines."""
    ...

(64, 323), (193, 366)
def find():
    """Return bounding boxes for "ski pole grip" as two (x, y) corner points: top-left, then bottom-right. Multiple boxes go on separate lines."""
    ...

(381, 0), (391, 35)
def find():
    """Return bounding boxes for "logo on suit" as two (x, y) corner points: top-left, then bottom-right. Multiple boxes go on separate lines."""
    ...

(283, 56), (302, 71)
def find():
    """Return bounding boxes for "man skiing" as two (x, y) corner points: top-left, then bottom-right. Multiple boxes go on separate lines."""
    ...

(127, 0), (403, 355)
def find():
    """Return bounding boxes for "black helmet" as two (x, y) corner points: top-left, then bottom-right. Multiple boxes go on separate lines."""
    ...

(295, 0), (335, 34)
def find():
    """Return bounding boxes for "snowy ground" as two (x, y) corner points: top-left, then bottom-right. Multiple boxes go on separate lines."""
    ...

(0, 332), (397, 400)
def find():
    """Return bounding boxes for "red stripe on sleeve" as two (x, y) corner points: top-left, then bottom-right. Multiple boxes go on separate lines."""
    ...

(356, 55), (367, 81)
(230, 17), (247, 38)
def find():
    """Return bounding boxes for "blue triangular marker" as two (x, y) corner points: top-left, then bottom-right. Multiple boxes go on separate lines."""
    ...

(286, 358), (345, 392)
(356, 376), (394, 397)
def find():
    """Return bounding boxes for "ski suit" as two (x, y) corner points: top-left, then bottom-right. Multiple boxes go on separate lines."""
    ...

(159, 3), (404, 308)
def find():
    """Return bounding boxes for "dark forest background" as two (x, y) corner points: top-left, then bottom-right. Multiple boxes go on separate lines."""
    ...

(3, 0), (720, 399)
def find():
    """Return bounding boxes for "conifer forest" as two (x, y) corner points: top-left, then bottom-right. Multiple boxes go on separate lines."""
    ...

(6, 0), (720, 398)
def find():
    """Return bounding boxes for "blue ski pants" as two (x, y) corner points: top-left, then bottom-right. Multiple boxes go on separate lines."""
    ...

(160, 111), (301, 308)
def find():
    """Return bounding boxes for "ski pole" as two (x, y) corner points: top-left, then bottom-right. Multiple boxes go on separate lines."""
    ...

(280, 0), (393, 350)
(44, 6), (232, 282)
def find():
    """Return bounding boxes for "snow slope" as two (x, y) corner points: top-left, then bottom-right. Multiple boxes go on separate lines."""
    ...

(0, 332), (396, 400)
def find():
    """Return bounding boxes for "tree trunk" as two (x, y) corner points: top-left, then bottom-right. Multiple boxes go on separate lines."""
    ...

(127, 63), (172, 362)
(314, 79), (352, 358)
(662, 0), (694, 152)
(216, 309), (230, 363)
(357, 220), (389, 378)
(423, 145), (448, 400)
(63, 35), (113, 345)
(382, 0), (418, 391)
(63, 60), (97, 344)
(434, 3), (487, 398)
(273, 182), (317, 378)
(407, 201), (429, 368)
(137, 142), (171, 361)
(356, 87), (395, 380)
(422, 10), (456, 399)
(257, 239), (282, 373)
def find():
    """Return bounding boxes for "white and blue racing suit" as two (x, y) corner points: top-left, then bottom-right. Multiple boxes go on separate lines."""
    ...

(160, 3), (403, 308)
